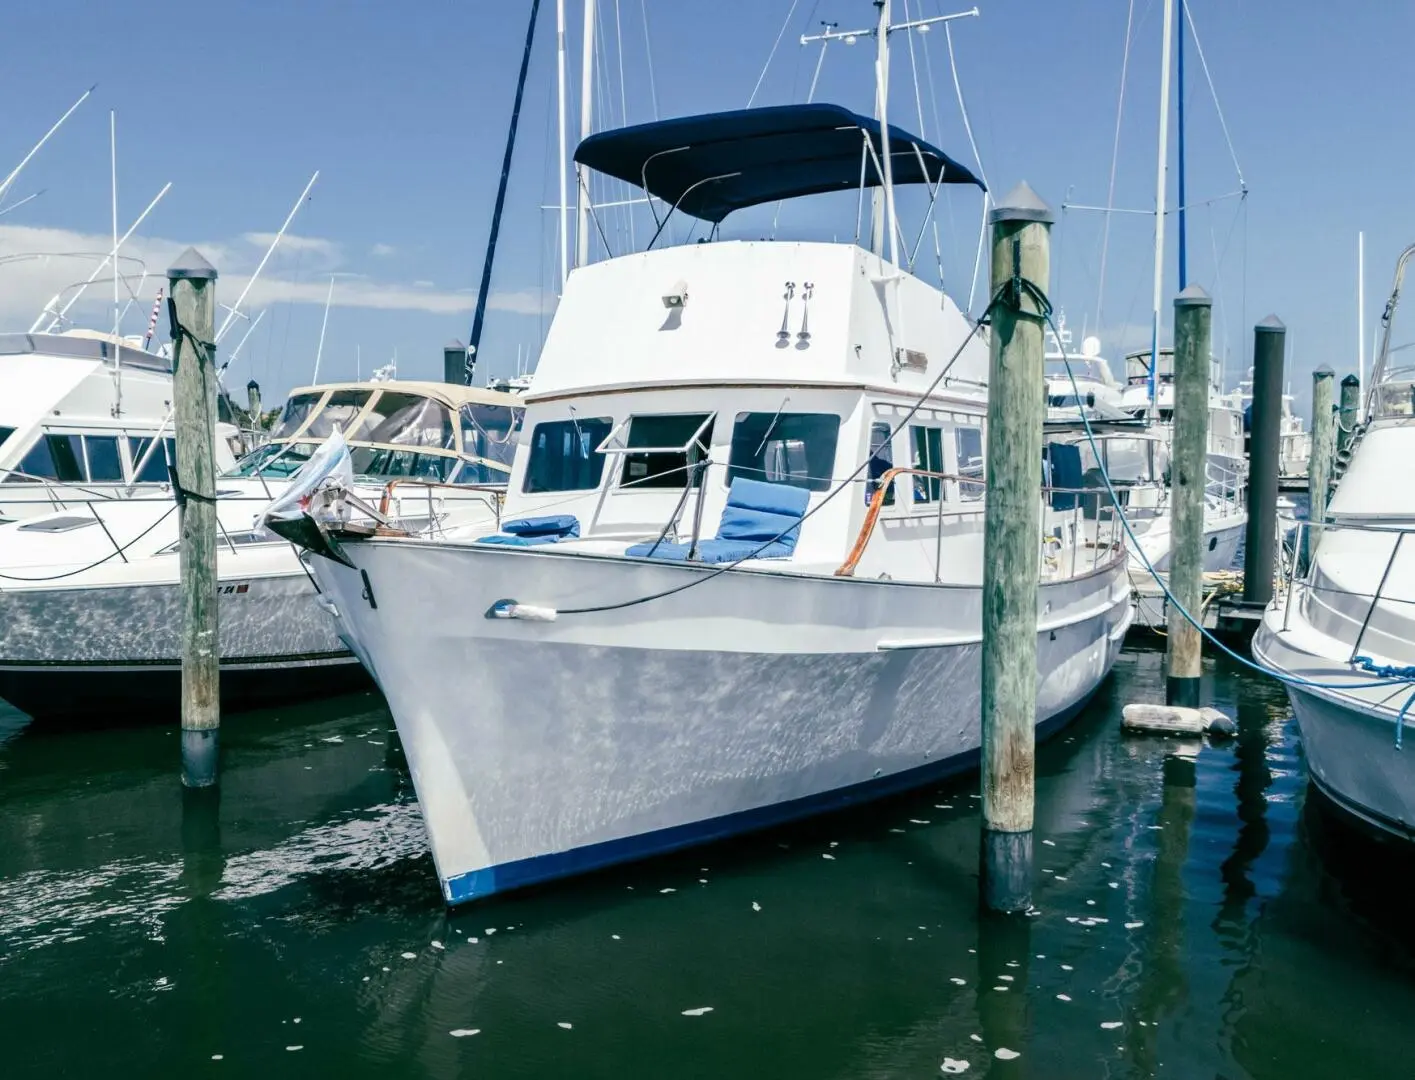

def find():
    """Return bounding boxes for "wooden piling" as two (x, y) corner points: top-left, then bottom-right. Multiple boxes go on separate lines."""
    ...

(169, 248), (220, 788)
(980, 182), (1052, 914)
(1242, 317), (1285, 607)
(1337, 372), (1361, 464)
(1165, 286), (1211, 707)
(1308, 366), (1336, 555)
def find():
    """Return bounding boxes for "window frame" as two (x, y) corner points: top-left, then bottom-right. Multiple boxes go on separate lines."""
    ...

(909, 424), (945, 505)
(598, 411), (717, 491)
(725, 411), (841, 493)
(521, 415), (615, 494)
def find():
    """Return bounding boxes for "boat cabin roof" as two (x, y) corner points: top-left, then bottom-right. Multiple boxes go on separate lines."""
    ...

(574, 103), (984, 224)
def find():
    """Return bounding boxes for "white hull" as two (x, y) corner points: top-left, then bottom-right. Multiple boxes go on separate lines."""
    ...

(1126, 511), (1245, 574)
(315, 541), (1133, 903)
(1254, 613), (1415, 841)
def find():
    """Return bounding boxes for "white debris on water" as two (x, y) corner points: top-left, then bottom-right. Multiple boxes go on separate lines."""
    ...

(1061, 964), (1074, 971)
(909, 819), (930, 825)
(1125, 921), (1144, 929)
(612, 934), (621, 940)
(681, 1007), (713, 1016)
(995, 1048), (1020, 1060)
(285, 1046), (303, 1052)
(889, 828), (906, 833)
(822, 854), (835, 860)
(321, 736), (343, 744)
(485, 928), (497, 934)
(660, 888), (676, 894)
(950, 977), (966, 985)
(699, 879), (708, 884)
(1005, 961), (1019, 967)
(1055, 876), (1068, 881)
(431, 940), (444, 950)
(292, 1018), (301, 1025)
(1109, 882), (1119, 889)
(469, 937), (479, 944)
(1101, 862), (1112, 868)
(211, 1054), (223, 1060)
(829, 841), (839, 848)
(751, 902), (761, 912)
(992, 986), (1008, 992)
(449, 1029), (480, 1037)
(1086, 900), (1097, 906)
(401, 952), (417, 959)
(941, 1058), (970, 1073)
(557, 1022), (573, 1029)
(969, 1034), (982, 1043)
(1101, 1022), (1123, 1030)
(1057, 994), (1072, 1002)
(1041, 839), (1056, 847)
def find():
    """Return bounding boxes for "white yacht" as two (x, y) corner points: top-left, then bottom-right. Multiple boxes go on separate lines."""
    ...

(1119, 345), (1248, 476)
(0, 379), (521, 718)
(1044, 318), (1126, 421)
(0, 330), (240, 522)
(1253, 243), (1415, 841)
(1222, 369), (1311, 487)
(287, 104), (1134, 905)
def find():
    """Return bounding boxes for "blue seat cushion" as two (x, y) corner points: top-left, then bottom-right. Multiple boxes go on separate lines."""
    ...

(501, 515), (580, 538)
(475, 514), (580, 547)
(716, 478), (809, 551)
(624, 538), (795, 563)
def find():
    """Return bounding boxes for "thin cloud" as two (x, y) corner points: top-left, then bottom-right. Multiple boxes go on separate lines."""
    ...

(369, 243), (396, 257)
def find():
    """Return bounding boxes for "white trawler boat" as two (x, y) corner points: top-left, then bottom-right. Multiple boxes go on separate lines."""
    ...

(287, 102), (1134, 904)
(0, 330), (241, 522)
(0, 380), (521, 717)
(1253, 242), (1415, 841)
(1222, 368), (1311, 487)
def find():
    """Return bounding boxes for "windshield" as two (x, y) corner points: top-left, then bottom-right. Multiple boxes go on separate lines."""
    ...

(460, 403), (522, 465)
(360, 393), (455, 449)
(270, 393), (322, 439)
(225, 442), (317, 478)
(305, 389), (374, 439)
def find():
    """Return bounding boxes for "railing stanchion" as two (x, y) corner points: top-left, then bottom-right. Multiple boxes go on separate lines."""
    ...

(1350, 530), (1404, 662)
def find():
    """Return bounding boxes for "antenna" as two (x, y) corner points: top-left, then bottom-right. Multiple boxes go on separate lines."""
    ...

(312, 276), (335, 384)
(215, 170), (320, 343)
(34, 182), (173, 333)
(0, 85), (94, 205)
(110, 111), (120, 345)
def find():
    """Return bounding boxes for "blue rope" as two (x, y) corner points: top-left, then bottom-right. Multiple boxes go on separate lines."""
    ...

(1050, 310), (1415, 722)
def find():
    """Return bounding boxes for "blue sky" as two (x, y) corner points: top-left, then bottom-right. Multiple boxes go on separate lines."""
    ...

(1, 0), (1407, 418)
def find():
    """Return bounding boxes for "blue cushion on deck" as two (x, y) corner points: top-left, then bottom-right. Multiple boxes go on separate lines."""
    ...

(502, 515), (580, 538)
(476, 514), (579, 546)
(627, 478), (808, 563)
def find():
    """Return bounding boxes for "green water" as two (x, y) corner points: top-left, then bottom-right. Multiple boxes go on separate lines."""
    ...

(2, 643), (1413, 1078)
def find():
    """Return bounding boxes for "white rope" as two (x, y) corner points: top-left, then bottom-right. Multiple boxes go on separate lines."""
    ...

(1182, 0), (1246, 190)
(942, 21), (989, 313)
(1094, 0), (1137, 334)
(748, 0), (801, 107)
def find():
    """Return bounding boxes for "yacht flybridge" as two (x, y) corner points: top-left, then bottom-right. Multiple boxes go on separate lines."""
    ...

(281, 101), (1134, 905)
(0, 330), (240, 522)
(0, 379), (522, 717)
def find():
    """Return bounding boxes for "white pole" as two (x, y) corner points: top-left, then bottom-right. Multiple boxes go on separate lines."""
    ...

(1358, 230), (1366, 418)
(0, 85), (94, 204)
(875, 0), (899, 268)
(110, 111), (120, 346)
(36, 182), (173, 333)
(575, 0), (597, 269)
(216, 170), (320, 343)
(312, 276), (335, 384)
(1148, 0), (1175, 406)
(557, 0), (570, 289)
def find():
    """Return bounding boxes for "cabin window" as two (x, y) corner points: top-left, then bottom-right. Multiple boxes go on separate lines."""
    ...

(0, 427), (14, 451)
(727, 412), (839, 492)
(361, 393), (456, 450)
(10, 434), (85, 484)
(523, 417), (613, 493)
(228, 441), (315, 478)
(304, 389), (373, 440)
(270, 392), (322, 438)
(910, 425), (944, 504)
(452, 460), (513, 486)
(955, 427), (984, 501)
(347, 448), (458, 481)
(128, 436), (177, 483)
(84, 436), (124, 482)
(618, 413), (714, 489)
(460, 403), (523, 468)
(866, 421), (895, 506)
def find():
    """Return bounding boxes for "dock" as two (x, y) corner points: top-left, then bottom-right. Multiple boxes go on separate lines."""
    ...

(1128, 570), (1267, 638)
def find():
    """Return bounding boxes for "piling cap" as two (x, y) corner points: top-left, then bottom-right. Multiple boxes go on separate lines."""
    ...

(444, 339), (466, 350)
(989, 181), (1054, 225)
(1175, 284), (1212, 307)
(167, 246), (217, 282)
(1255, 314), (1286, 333)
(1342, 373), (1361, 386)
(1314, 364), (1335, 378)
(246, 378), (260, 391)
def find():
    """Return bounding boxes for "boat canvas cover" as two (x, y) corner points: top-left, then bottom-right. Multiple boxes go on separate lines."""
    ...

(574, 103), (984, 224)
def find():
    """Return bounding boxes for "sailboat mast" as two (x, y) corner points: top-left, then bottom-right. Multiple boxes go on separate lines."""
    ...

(1148, 0), (1176, 405)
(467, 0), (544, 385)
(575, 0), (597, 268)
(1175, 0), (1187, 291)
(556, 0), (570, 290)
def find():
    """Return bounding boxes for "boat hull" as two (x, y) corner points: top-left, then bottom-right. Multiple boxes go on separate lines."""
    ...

(314, 541), (1133, 904)
(0, 571), (364, 718)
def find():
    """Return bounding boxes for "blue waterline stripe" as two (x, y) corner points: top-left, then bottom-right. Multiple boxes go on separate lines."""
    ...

(443, 693), (1094, 905)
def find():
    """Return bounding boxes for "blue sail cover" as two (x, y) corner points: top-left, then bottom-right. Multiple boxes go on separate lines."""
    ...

(574, 103), (984, 224)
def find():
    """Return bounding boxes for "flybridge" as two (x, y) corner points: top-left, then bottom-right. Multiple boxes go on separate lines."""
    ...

(574, 103), (984, 234)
